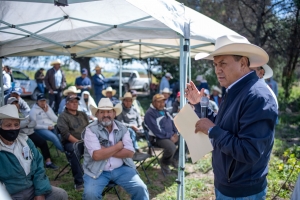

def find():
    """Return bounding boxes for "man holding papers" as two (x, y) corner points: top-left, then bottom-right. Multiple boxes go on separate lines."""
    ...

(185, 35), (278, 199)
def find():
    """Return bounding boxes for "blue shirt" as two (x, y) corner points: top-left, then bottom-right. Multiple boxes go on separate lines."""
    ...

(75, 76), (92, 93)
(159, 76), (170, 92)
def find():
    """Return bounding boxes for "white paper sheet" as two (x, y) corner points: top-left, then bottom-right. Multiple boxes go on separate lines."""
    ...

(174, 104), (213, 163)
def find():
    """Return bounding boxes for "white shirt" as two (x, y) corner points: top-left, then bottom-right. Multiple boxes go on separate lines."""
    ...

(54, 69), (62, 89)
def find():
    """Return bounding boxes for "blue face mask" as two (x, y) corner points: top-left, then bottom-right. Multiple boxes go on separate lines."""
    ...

(159, 111), (165, 116)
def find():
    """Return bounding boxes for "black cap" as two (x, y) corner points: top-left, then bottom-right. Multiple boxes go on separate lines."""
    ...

(37, 93), (46, 101)
(66, 95), (80, 102)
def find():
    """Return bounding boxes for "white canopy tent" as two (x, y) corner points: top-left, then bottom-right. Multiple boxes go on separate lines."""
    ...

(0, 0), (239, 199)
(0, 0), (238, 58)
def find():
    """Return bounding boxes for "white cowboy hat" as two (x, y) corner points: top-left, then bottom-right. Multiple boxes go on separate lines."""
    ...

(63, 86), (81, 96)
(195, 35), (269, 68)
(161, 88), (172, 94)
(261, 64), (273, 79)
(90, 98), (122, 116)
(0, 105), (26, 120)
(50, 59), (62, 66)
(212, 86), (222, 94)
(102, 86), (116, 97)
(120, 92), (136, 100)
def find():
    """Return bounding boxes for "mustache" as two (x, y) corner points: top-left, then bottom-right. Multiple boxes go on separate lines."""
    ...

(101, 116), (112, 120)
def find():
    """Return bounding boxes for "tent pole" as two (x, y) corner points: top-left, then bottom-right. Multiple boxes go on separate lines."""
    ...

(177, 36), (189, 200)
(189, 43), (191, 82)
(0, 58), (3, 106)
(119, 57), (122, 98)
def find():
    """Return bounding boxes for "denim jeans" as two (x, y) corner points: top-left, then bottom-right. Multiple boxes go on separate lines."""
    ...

(128, 128), (139, 150)
(37, 83), (45, 94)
(34, 129), (64, 152)
(215, 187), (267, 200)
(83, 165), (149, 200)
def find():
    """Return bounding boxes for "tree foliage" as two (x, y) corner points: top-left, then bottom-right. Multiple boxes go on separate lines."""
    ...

(179, 0), (300, 99)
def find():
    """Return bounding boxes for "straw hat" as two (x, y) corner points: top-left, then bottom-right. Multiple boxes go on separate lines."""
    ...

(63, 86), (81, 96)
(50, 59), (62, 66)
(0, 105), (26, 120)
(261, 64), (273, 79)
(94, 65), (104, 70)
(90, 98), (122, 116)
(195, 35), (269, 68)
(161, 88), (172, 94)
(102, 86), (116, 96)
(212, 86), (222, 94)
(120, 92), (136, 100)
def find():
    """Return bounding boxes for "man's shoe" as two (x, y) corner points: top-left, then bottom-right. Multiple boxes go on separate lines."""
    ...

(45, 163), (59, 170)
(160, 163), (171, 174)
(171, 159), (178, 169)
(75, 184), (84, 191)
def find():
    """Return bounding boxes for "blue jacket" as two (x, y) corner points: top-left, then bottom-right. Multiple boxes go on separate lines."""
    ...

(92, 74), (106, 94)
(144, 104), (177, 139)
(194, 72), (277, 197)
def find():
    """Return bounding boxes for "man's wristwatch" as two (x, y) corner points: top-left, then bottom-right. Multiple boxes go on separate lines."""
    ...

(208, 126), (215, 135)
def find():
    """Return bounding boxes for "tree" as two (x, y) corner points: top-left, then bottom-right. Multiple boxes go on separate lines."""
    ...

(72, 57), (92, 77)
(279, 0), (300, 98)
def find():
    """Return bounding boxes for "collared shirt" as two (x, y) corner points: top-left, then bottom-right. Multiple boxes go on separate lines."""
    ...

(54, 68), (62, 89)
(84, 121), (134, 171)
(226, 71), (254, 92)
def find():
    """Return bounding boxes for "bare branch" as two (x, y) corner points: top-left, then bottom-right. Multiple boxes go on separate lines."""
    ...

(239, 0), (258, 17)
(265, 0), (288, 15)
(237, 2), (256, 37)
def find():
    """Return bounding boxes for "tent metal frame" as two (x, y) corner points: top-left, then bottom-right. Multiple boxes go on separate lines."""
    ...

(0, 2), (235, 199)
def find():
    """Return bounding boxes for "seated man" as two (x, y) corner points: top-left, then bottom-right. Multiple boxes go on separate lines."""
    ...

(102, 86), (120, 106)
(58, 86), (81, 114)
(116, 92), (142, 152)
(0, 104), (68, 200)
(144, 94), (179, 174)
(82, 98), (149, 200)
(57, 95), (89, 191)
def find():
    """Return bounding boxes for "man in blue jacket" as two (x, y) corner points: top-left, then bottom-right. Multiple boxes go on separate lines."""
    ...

(92, 65), (106, 104)
(144, 94), (179, 174)
(185, 35), (278, 199)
